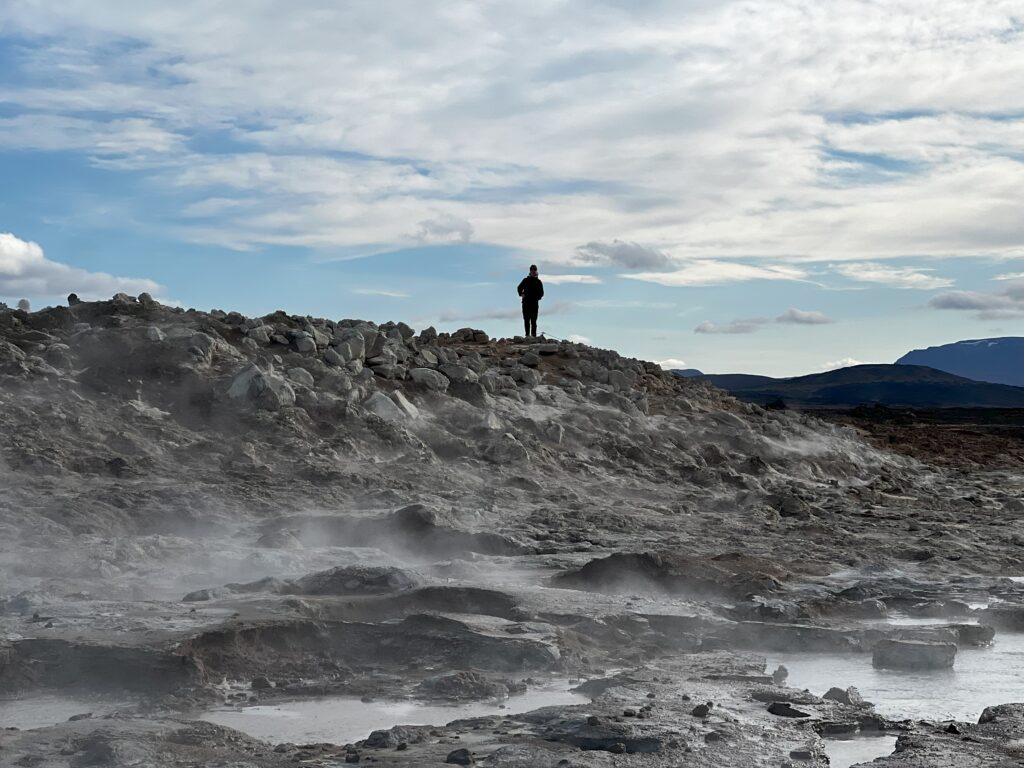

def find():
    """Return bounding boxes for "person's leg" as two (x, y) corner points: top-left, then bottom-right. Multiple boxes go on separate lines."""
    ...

(529, 304), (538, 336)
(522, 304), (531, 336)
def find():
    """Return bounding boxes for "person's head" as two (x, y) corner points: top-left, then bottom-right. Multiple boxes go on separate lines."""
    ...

(529, 264), (538, 276)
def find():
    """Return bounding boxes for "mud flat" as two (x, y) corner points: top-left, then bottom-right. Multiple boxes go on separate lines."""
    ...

(3, 295), (1024, 766)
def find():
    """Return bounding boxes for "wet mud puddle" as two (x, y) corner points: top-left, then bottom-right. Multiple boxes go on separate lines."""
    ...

(201, 678), (589, 744)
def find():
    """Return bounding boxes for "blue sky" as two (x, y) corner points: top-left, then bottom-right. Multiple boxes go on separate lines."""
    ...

(2, 1), (1024, 376)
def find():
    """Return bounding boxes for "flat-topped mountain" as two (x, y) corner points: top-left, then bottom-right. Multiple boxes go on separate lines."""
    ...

(897, 337), (1024, 387)
(690, 363), (1024, 409)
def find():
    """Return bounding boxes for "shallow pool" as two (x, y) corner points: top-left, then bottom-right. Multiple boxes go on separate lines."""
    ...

(824, 734), (898, 768)
(767, 633), (1024, 722)
(201, 678), (589, 744)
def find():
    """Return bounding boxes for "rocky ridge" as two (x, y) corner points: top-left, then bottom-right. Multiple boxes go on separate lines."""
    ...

(0, 294), (1023, 767)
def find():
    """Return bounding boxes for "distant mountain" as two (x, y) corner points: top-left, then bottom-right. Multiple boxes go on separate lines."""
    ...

(686, 364), (1024, 409)
(897, 337), (1024, 387)
(670, 368), (705, 378)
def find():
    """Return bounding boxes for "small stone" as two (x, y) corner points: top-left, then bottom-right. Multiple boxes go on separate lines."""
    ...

(623, 708), (636, 717)
(251, 676), (274, 690)
(691, 704), (711, 718)
(767, 702), (811, 718)
(823, 686), (864, 706)
(609, 742), (626, 754)
(586, 715), (600, 726)
(446, 747), (474, 765)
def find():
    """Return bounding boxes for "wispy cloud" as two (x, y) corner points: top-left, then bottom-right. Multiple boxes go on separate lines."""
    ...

(542, 274), (602, 285)
(831, 262), (953, 290)
(414, 214), (473, 244)
(0, 233), (161, 300)
(576, 240), (670, 270)
(695, 319), (766, 335)
(352, 288), (409, 298)
(695, 307), (834, 334)
(625, 261), (807, 288)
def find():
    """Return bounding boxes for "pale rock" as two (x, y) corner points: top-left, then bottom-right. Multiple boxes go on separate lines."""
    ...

(324, 347), (345, 367)
(364, 391), (407, 422)
(409, 368), (450, 391)
(292, 334), (317, 354)
(287, 367), (316, 388)
(440, 364), (478, 384)
(391, 390), (420, 419)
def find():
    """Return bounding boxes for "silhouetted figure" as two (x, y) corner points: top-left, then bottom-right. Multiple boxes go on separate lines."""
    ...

(517, 264), (544, 337)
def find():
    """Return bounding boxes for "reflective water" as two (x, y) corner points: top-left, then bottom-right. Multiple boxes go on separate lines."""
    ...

(0, 693), (130, 729)
(201, 679), (588, 744)
(767, 633), (1024, 723)
(825, 735), (898, 768)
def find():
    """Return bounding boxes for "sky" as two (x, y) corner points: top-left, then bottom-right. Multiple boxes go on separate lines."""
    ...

(1, 1), (1023, 376)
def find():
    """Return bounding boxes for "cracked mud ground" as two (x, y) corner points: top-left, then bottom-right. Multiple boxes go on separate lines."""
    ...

(2, 294), (1024, 767)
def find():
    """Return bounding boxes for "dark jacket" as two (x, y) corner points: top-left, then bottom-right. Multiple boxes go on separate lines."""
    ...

(517, 275), (544, 303)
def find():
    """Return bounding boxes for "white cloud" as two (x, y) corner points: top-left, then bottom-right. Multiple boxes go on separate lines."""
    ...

(821, 357), (865, 371)
(352, 288), (408, 298)
(2, 3), (1024, 265)
(625, 261), (807, 288)
(542, 274), (602, 285)
(657, 358), (688, 369)
(776, 308), (834, 325)
(992, 272), (1024, 281)
(0, 233), (161, 299)
(831, 262), (953, 290)
(694, 319), (765, 335)
(575, 240), (670, 270)
(567, 334), (591, 344)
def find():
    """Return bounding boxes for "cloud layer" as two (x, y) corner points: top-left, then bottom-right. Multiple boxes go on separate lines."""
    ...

(1, 2), (1022, 265)
(0, 233), (161, 300)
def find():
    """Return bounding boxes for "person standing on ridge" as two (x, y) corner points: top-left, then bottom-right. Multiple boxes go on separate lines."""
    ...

(517, 264), (544, 337)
